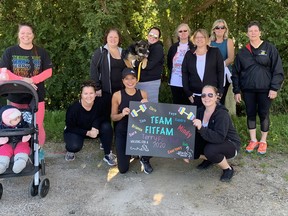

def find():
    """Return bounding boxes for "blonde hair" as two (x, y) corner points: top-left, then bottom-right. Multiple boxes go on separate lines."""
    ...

(175, 23), (192, 37)
(190, 29), (209, 45)
(210, 19), (229, 41)
(202, 85), (218, 95)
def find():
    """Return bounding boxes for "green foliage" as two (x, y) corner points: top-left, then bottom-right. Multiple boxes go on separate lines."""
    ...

(159, 81), (172, 104)
(45, 110), (65, 142)
(0, 0), (288, 113)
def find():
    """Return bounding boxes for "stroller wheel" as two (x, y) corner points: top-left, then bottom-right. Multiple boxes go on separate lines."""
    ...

(0, 183), (3, 200)
(29, 179), (38, 197)
(39, 178), (50, 198)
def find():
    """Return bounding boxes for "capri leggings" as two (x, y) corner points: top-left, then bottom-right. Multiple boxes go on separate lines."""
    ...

(194, 133), (238, 163)
(11, 101), (46, 146)
(242, 92), (272, 132)
(203, 140), (238, 164)
(64, 121), (113, 155)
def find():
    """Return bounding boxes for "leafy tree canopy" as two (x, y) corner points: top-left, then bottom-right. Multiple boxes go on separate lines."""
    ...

(0, 0), (287, 112)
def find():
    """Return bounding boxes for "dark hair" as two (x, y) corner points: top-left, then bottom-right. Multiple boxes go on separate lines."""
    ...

(80, 80), (97, 93)
(103, 28), (122, 46)
(247, 21), (261, 31)
(18, 23), (35, 34)
(18, 23), (37, 55)
(149, 26), (161, 38)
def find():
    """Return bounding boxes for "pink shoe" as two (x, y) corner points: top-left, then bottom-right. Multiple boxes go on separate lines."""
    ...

(246, 140), (259, 153)
(257, 142), (267, 154)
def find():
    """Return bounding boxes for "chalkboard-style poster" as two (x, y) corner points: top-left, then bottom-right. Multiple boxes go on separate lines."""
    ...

(126, 101), (197, 159)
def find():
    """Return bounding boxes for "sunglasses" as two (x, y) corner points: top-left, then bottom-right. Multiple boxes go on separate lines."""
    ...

(178, 30), (188, 33)
(214, 26), (226, 30)
(148, 33), (159, 39)
(201, 93), (215, 98)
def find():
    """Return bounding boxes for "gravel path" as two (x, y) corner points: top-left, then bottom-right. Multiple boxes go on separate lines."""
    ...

(0, 141), (287, 216)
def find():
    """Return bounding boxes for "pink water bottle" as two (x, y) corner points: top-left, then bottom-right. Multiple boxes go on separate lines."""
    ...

(0, 67), (9, 81)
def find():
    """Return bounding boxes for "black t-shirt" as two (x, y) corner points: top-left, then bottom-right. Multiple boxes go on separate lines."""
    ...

(110, 56), (125, 94)
(64, 93), (111, 136)
(0, 45), (52, 102)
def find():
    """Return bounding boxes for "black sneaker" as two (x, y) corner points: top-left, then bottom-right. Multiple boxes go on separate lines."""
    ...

(220, 167), (234, 182)
(65, 151), (75, 161)
(103, 153), (117, 166)
(196, 160), (213, 170)
(140, 158), (153, 174)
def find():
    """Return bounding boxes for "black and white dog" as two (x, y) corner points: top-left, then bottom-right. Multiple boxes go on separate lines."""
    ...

(122, 40), (149, 69)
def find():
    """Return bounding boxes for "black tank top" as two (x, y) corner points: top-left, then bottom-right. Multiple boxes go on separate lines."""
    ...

(116, 88), (143, 132)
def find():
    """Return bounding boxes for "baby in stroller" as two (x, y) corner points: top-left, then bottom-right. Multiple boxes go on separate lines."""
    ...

(0, 105), (31, 174)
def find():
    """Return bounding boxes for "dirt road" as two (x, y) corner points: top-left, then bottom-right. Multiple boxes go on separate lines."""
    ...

(0, 140), (287, 216)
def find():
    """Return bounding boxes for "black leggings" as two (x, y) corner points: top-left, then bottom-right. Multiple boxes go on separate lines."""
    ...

(194, 137), (237, 164)
(219, 80), (230, 105)
(242, 92), (272, 132)
(64, 121), (113, 155)
(115, 130), (151, 174)
(170, 86), (190, 105)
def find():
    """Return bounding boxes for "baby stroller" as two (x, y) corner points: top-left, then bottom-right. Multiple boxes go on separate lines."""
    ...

(0, 80), (50, 199)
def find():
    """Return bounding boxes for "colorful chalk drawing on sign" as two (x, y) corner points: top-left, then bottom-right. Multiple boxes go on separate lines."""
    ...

(126, 102), (197, 159)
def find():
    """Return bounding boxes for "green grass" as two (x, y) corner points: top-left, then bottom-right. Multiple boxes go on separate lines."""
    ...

(232, 114), (288, 154)
(44, 110), (288, 155)
(44, 110), (65, 142)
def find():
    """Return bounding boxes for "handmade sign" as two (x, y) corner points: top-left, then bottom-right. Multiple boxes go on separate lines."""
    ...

(126, 102), (197, 159)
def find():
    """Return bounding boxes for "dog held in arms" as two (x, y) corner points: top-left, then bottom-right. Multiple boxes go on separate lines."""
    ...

(122, 40), (149, 69)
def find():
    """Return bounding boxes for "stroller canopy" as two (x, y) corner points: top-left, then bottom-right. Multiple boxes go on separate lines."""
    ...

(0, 81), (39, 112)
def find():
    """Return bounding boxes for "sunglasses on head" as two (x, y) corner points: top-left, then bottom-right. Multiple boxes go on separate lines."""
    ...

(178, 30), (188, 33)
(148, 33), (159, 39)
(214, 26), (225, 30)
(201, 93), (215, 98)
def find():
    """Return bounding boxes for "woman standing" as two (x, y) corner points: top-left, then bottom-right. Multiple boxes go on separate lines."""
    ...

(111, 68), (152, 174)
(0, 23), (52, 153)
(192, 85), (241, 182)
(182, 29), (224, 108)
(64, 80), (116, 165)
(210, 19), (235, 105)
(90, 28), (126, 97)
(134, 27), (164, 103)
(167, 23), (194, 105)
(232, 21), (284, 154)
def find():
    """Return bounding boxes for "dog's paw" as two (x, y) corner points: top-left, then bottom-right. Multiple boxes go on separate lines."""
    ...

(141, 58), (148, 69)
(124, 59), (134, 68)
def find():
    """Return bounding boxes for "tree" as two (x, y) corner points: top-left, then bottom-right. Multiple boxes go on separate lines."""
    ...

(0, 0), (287, 113)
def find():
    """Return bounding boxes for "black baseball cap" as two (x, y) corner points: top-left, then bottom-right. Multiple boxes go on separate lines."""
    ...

(122, 68), (137, 79)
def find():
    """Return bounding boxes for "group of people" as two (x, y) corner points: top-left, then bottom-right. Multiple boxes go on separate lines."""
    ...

(0, 19), (284, 182)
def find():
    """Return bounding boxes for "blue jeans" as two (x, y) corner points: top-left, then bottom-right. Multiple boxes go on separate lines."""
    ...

(64, 121), (113, 155)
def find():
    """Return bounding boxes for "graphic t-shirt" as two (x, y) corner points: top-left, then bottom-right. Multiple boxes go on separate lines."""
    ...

(0, 45), (52, 102)
(170, 43), (189, 87)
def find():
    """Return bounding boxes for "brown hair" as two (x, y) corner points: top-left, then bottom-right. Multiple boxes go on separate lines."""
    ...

(247, 21), (261, 31)
(103, 28), (122, 46)
(149, 26), (161, 38)
(18, 23), (38, 56)
(202, 85), (219, 95)
(80, 80), (97, 94)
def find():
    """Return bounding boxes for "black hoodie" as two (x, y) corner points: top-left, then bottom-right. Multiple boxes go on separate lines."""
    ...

(197, 104), (241, 150)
